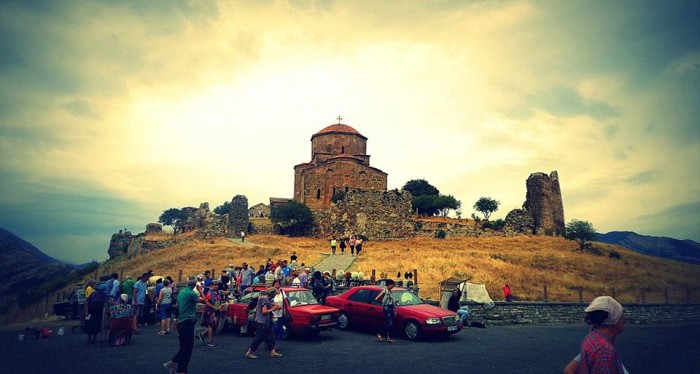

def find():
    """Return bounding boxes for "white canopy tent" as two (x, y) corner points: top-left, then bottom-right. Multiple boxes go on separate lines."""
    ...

(438, 277), (495, 309)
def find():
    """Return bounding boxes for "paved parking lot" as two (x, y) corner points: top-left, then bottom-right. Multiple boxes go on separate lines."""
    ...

(1, 320), (698, 373)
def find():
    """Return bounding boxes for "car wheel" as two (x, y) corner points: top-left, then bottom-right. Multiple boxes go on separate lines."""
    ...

(337, 312), (350, 330)
(403, 320), (422, 341)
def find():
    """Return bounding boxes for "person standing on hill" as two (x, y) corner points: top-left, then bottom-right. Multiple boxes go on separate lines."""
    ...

(355, 237), (363, 256)
(241, 230), (246, 242)
(339, 238), (346, 255)
(163, 277), (203, 374)
(504, 284), (512, 302)
(330, 238), (337, 255)
(349, 235), (357, 256)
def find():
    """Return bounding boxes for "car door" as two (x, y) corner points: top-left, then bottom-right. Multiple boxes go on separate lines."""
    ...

(364, 290), (384, 328)
(346, 289), (383, 327)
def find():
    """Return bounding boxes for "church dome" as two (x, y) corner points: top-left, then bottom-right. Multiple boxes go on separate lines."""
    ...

(316, 124), (362, 136)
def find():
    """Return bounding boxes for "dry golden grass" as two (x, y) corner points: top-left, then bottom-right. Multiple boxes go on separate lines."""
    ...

(97, 233), (700, 303)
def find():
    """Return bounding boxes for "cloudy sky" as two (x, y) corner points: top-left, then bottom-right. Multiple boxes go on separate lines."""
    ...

(1, 1), (698, 263)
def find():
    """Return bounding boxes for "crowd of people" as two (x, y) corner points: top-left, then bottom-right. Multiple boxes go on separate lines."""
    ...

(81, 250), (629, 374)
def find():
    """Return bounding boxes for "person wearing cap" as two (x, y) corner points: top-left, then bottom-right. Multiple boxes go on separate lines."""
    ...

(245, 287), (283, 359)
(164, 277), (204, 374)
(564, 296), (627, 374)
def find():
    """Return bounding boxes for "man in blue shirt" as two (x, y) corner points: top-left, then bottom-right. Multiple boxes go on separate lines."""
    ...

(132, 273), (149, 333)
(203, 270), (213, 295)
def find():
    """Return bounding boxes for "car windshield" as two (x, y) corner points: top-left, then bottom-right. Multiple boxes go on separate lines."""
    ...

(394, 290), (423, 306)
(285, 289), (319, 307)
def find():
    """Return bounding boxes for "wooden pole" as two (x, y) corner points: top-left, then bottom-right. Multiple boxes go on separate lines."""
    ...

(370, 269), (376, 284)
(664, 288), (669, 304)
(178, 269), (183, 283)
(543, 283), (548, 302)
(611, 287), (616, 299)
(641, 289), (646, 304)
(578, 287), (583, 303)
(413, 269), (418, 286)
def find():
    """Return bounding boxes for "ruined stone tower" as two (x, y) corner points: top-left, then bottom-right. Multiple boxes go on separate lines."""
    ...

(293, 122), (388, 210)
(523, 171), (565, 236)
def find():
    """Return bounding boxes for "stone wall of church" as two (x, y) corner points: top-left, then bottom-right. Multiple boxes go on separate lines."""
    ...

(311, 133), (367, 163)
(298, 160), (387, 210)
(314, 189), (415, 239)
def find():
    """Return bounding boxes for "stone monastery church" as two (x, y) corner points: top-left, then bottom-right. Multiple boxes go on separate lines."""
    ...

(293, 121), (388, 210)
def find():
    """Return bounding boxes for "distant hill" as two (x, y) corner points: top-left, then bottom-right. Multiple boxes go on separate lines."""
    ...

(0, 227), (74, 315)
(596, 231), (700, 264)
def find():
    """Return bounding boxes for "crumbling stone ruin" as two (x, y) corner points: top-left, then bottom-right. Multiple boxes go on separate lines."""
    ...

(521, 171), (565, 236)
(314, 189), (414, 239)
(108, 229), (133, 259)
(145, 223), (163, 234)
(503, 209), (535, 234)
(228, 195), (249, 238)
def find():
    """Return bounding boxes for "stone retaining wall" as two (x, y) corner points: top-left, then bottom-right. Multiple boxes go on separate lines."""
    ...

(462, 301), (700, 325)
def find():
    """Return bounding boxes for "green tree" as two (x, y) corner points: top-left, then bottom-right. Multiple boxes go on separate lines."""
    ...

(436, 194), (461, 217)
(473, 197), (500, 221)
(412, 195), (440, 216)
(402, 179), (440, 197)
(565, 219), (598, 251)
(159, 208), (185, 232)
(270, 201), (314, 237)
(214, 201), (231, 215)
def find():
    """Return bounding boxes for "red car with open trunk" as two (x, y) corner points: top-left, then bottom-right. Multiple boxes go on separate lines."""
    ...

(225, 286), (339, 338)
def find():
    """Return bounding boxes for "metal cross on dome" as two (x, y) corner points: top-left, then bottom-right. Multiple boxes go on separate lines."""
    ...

(336, 115), (343, 124)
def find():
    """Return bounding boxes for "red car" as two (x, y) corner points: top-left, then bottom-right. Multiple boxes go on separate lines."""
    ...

(225, 286), (339, 338)
(325, 285), (462, 340)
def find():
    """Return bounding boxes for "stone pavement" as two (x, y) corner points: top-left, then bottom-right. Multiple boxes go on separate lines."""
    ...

(311, 252), (355, 273)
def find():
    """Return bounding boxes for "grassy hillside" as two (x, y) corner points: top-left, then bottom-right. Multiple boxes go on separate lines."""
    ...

(98, 231), (700, 303)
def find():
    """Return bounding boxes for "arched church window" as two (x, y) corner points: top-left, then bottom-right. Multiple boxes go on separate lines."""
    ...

(345, 186), (349, 192)
(316, 189), (321, 199)
(333, 186), (336, 195)
(341, 146), (345, 154)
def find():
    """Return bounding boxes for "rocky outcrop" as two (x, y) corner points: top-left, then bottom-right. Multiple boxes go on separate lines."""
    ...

(228, 195), (249, 238)
(522, 171), (565, 236)
(145, 223), (162, 234)
(314, 189), (414, 239)
(108, 230), (133, 259)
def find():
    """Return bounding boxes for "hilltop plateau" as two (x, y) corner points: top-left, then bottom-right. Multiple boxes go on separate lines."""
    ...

(99, 230), (700, 303)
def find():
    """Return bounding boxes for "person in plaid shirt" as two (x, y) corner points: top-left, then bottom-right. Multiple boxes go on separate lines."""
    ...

(567, 296), (626, 374)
